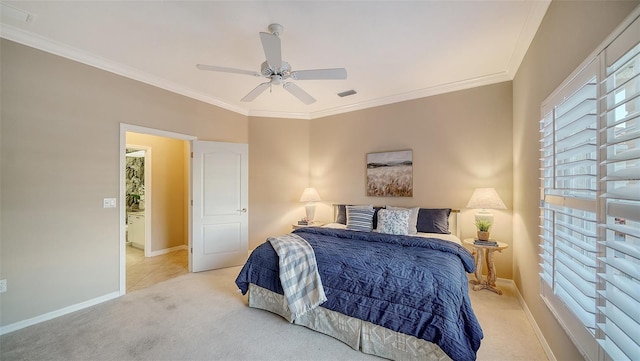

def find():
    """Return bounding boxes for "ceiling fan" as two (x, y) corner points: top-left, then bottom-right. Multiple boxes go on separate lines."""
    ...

(196, 23), (347, 105)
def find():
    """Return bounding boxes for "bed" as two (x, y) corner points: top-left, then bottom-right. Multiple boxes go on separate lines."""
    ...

(235, 206), (483, 361)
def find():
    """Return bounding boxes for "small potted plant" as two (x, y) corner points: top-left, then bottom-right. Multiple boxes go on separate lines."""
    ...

(475, 219), (492, 241)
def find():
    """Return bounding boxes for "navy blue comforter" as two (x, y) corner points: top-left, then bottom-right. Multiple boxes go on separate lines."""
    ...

(235, 227), (483, 361)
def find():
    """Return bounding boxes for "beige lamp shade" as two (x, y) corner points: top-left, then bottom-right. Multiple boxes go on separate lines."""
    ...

(299, 187), (321, 203)
(300, 188), (321, 221)
(466, 188), (506, 224)
(466, 188), (506, 209)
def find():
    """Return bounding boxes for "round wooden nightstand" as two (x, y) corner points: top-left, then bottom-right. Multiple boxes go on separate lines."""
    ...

(292, 222), (323, 230)
(463, 238), (509, 295)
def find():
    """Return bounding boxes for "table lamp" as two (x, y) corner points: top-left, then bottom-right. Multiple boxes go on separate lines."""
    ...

(299, 187), (321, 222)
(466, 187), (506, 224)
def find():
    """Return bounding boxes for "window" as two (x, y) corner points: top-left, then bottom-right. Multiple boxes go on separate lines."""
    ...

(598, 31), (640, 361)
(540, 59), (600, 357)
(539, 14), (639, 361)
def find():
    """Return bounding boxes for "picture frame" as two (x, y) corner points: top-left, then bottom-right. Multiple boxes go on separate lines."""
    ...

(366, 150), (413, 197)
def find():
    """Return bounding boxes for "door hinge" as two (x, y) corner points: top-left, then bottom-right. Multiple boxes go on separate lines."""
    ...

(190, 247), (193, 254)
(191, 200), (193, 206)
(191, 152), (193, 158)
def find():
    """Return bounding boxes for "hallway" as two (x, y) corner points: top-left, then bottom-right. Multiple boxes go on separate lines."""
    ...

(126, 246), (188, 293)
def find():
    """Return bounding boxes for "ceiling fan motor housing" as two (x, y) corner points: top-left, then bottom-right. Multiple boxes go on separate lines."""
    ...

(261, 60), (290, 77)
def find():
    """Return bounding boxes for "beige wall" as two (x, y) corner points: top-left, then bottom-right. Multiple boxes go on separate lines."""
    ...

(126, 132), (188, 252)
(0, 39), (248, 326)
(3, 4), (638, 357)
(309, 82), (514, 279)
(512, 1), (639, 360)
(247, 117), (310, 249)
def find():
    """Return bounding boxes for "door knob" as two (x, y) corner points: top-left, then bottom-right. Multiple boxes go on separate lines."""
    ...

(238, 208), (247, 213)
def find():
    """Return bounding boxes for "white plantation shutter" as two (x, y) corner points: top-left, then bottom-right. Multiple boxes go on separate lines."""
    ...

(539, 59), (599, 344)
(597, 23), (640, 360)
(539, 13), (639, 361)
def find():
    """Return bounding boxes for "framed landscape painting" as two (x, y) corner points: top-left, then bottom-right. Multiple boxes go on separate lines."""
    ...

(366, 150), (413, 197)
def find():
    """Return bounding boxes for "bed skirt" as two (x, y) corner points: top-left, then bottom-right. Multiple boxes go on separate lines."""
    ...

(248, 284), (452, 361)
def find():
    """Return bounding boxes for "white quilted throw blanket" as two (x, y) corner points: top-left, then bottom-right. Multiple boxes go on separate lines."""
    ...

(268, 233), (327, 321)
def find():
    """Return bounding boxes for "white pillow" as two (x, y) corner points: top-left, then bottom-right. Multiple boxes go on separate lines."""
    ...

(386, 206), (419, 234)
(377, 209), (411, 235)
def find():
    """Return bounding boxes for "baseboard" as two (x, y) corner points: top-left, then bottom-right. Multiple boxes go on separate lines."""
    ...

(498, 278), (557, 361)
(2, 245), (188, 335)
(0, 291), (120, 336)
(147, 244), (187, 257)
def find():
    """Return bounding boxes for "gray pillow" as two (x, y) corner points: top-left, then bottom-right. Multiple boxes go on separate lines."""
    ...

(416, 208), (451, 234)
(336, 204), (348, 224)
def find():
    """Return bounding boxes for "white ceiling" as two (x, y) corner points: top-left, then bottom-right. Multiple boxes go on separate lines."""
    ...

(0, 1), (550, 119)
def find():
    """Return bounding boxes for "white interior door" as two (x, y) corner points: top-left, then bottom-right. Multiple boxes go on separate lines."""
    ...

(191, 140), (248, 272)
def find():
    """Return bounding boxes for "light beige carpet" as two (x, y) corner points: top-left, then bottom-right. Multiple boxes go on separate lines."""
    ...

(0, 266), (548, 361)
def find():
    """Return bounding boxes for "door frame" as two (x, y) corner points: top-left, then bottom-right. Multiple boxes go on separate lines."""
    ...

(119, 124), (196, 295)
(124, 144), (152, 256)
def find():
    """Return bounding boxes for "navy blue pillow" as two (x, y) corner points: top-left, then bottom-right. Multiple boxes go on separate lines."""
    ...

(372, 207), (384, 229)
(336, 205), (348, 224)
(416, 208), (451, 234)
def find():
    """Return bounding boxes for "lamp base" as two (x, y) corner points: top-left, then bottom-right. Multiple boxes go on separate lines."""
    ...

(474, 211), (494, 224)
(305, 203), (316, 222)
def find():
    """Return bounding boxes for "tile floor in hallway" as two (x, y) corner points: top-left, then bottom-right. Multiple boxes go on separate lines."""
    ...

(126, 245), (189, 293)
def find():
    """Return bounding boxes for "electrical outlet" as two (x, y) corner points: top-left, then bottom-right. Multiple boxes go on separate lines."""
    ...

(0, 279), (7, 293)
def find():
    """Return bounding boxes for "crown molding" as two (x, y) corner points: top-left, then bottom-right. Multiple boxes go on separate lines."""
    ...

(250, 70), (511, 120)
(506, 0), (551, 78)
(1, 22), (515, 121)
(308, 71), (512, 120)
(0, 23), (249, 116)
(247, 109), (311, 120)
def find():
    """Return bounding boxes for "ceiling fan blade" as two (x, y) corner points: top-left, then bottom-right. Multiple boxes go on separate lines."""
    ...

(283, 82), (316, 105)
(241, 82), (271, 102)
(196, 64), (261, 77)
(259, 32), (282, 71)
(290, 68), (347, 80)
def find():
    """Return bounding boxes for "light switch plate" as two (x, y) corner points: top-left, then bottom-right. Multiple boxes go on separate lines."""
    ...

(103, 198), (116, 208)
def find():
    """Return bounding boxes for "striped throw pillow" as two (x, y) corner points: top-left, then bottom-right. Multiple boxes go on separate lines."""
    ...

(346, 206), (375, 232)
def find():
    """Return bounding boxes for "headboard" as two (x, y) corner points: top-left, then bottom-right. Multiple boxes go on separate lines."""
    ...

(332, 205), (460, 238)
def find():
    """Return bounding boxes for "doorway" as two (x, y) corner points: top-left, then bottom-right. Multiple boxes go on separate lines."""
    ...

(119, 125), (196, 295)
(119, 124), (249, 294)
